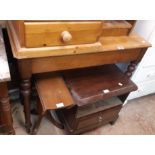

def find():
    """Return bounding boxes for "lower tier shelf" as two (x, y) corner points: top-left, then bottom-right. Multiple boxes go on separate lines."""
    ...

(57, 97), (122, 134)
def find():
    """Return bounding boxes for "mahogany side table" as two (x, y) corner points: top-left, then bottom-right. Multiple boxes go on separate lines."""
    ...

(7, 20), (151, 133)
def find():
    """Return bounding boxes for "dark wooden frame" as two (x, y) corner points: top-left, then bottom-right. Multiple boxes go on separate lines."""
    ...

(0, 82), (15, 134)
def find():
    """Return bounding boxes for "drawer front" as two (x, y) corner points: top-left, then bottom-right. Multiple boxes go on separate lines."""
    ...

(77, 105), (122, 129)
(77, 113), (99, 129)
(24, 21), (103, 48)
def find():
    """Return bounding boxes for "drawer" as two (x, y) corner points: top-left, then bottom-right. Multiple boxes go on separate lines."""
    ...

(59, 104), (122, 133)
(24, 21), (103, 48)
(77, 105), (122, 129)
(101, 20), (132, 36)
(77, 113), (100, 129)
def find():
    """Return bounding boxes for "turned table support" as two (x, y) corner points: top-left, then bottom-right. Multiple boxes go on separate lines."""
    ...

(125, 49), (147, 78)
(125, 61), (138, 78)
(20, 79), (32, 133)
(0, 83), (15, 134)
(18, 60), (32, 133)
(0, 28), (15, 134)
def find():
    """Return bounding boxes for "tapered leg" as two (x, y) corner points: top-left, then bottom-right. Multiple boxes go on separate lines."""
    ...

(20, 79), (32, 133)
(0, 83), (15, 135)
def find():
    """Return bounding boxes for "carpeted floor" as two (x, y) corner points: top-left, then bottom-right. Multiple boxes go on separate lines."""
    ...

(12, 94), (155, 135)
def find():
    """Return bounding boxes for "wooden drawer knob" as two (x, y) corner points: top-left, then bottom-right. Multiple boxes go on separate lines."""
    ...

(61, 31), (72, 43)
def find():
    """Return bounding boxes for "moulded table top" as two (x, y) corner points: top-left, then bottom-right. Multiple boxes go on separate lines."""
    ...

(0, 27), (10, 82)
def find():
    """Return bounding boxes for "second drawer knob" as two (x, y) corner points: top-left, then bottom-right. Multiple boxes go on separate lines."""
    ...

(61, 31), (72, 43)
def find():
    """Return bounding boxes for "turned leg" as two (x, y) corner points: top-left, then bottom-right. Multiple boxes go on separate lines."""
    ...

(0, 83), (15, 135)
(125, 61), (137, 78)
(18, 59), (32, 133)
(20, 79), (32, 133)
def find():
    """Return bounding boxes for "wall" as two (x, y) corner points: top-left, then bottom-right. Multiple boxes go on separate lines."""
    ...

(127, 20), (155, 101)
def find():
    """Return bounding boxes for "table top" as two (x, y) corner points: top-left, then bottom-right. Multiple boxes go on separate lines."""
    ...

(8, 23), (151, 59)
(0, 27), (10, 82)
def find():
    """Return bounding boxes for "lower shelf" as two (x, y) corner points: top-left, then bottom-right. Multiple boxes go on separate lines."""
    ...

(34, 64), (137, 134)
(57, 97), (122, 134)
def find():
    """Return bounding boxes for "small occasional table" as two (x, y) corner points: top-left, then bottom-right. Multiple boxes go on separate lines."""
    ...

(0, 27), (15, 134)
(7, 20), (151, 133)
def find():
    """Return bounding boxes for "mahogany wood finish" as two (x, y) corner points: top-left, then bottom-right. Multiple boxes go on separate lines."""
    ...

(125, 61), (138, 77)
(0, 28), (15, 134)
(18, 59), (32, 132)
(6, 20), (151, 133)
(0, 82), (15, 134)
(32, 75), (74, 134)
(35, 75), (74, 110)
(20, 79), (31, 133)
(58, 102), (122, 134)
(57, 65), (137, 134)
(63, 65), (137, 106)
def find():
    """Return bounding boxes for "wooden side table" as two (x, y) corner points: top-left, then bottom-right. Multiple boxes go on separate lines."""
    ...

(7, 20), (151, 133)
(0, 28), (15, 134)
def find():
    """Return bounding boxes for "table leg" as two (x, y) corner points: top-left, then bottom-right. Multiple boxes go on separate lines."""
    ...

(20, 78), (32, 133)
(125, 61), (137, 78)
(125, 49), (148, 78)
(0, 83), (15, 134)
(18, 60), (32, 133)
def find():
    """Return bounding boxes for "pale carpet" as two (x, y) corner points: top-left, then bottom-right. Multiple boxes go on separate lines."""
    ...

(12, 94), (155, 135)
